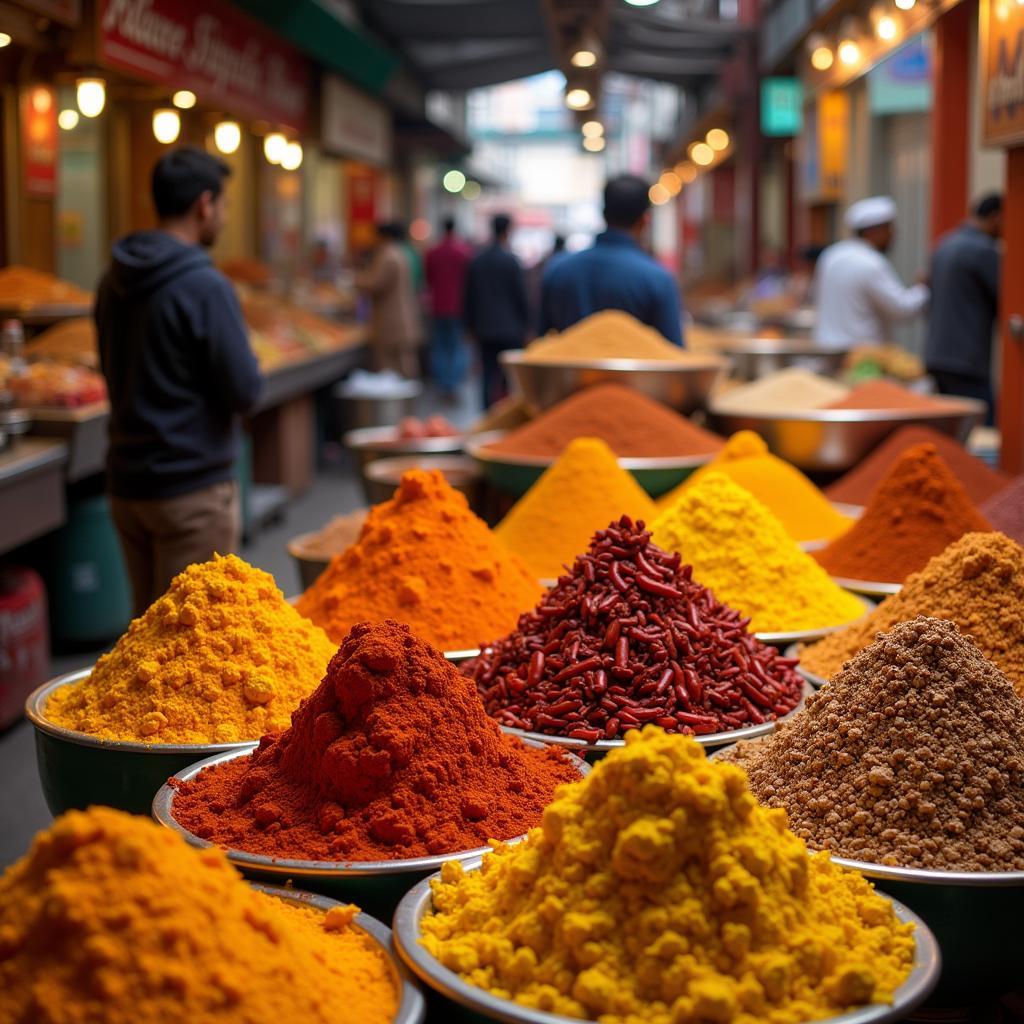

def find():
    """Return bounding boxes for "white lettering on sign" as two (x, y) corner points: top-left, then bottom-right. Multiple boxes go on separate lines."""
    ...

(102, 0), (187, 59)
(988, 30), (1024, 120)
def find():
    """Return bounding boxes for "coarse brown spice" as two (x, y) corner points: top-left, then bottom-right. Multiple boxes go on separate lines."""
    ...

(726, 617), (1024, 870)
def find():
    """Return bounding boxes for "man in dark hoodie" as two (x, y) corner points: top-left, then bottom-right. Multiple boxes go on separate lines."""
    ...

(96, 147), (262, 615)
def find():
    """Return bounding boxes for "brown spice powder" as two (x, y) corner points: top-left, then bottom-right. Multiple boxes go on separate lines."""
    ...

(728, 617), (1024, 870)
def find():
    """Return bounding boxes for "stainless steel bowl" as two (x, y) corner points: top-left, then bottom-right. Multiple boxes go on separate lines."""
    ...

(25, 670), (257, 816)
(500, 350), (729, 416)
(718, 338), (849, 381)
(256, 883), (425, 1024)
(708, 399), (985, 472)
(785, 643), (829, 688)
(754, 593), (874, 647)
(363, 455), (481, 508)
(343, 425), (465, 471)
(393, 862), (940, 1024)
(829, 575), (902, 598)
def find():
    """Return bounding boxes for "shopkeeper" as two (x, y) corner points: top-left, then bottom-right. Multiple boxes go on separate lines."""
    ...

(813, 196), (930, 350)
(95, 147), (263, 617)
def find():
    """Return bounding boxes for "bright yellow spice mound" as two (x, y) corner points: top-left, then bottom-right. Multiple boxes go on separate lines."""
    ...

(422, 730), (915, 1024)
(0, 807), (397, 1024)
(47, 554), (336, 743)
(495, 437), (659, 580)
(652, 472), (865, 633)
(657, 431), (853, 543)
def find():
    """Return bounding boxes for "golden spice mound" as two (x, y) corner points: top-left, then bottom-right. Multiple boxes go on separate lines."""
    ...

(422, 729), (916, 1024)
(0, 808), (397, 1024)
(46, 554), (337, 744)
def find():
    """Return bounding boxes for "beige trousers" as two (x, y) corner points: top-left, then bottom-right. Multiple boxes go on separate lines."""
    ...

(110, 480), (240, 617)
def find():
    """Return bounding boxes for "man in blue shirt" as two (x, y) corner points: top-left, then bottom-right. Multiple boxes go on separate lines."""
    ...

(540, 176), (685, 346)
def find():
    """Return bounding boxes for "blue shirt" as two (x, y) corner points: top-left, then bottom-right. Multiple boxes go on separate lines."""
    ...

(539, 229), (685, 346)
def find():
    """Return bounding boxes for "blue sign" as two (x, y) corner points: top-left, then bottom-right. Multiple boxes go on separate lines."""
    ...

(761, 77), (804, 137)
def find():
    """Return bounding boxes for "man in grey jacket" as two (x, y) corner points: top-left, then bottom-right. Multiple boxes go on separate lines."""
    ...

(925, 194), (1003, 423)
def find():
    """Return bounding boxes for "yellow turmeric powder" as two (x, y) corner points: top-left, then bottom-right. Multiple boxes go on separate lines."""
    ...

(0, 807), (397, 1024)
(652, 472), (865, 633)
(657, 431), (853, 543)
(495, 437), (659, 579)
(297, 469), (541, 649)
(421, 729), (915, 1024)
(46, 554), (336, 743)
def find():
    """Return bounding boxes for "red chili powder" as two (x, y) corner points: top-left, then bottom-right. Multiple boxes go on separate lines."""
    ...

(822, 379), (963, 411)
(171, 620), (579, 861)
(814, 444), (991, 584)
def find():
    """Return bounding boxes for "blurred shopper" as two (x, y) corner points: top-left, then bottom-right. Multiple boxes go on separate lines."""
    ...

(925, 193), (1003, 423)
(464, 213), (530, 408)
(814, 196), (929, 349)
(528, 234), (567, 329)
(540, 176), (684, 346)
(425, 217), (471, 398)
(95, 147), (262, 616)
(356, 222), (423, 378)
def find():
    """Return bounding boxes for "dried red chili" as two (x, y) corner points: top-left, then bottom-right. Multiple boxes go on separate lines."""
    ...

(469, 517), (804, 740)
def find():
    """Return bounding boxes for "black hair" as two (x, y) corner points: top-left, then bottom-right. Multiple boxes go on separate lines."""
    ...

(553, 235), (566, 251)
(974, 193), (1003, 218)
(492, 213), (512, 237)
(800, 244), (825, 265)
(442, 216), (455, 234)
(151, 147), (231, 219)
(603, 175), (650, 229)
(377, 221), (407, 241)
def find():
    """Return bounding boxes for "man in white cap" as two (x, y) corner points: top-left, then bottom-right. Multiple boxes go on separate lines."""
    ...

(812, 196), (929, 349)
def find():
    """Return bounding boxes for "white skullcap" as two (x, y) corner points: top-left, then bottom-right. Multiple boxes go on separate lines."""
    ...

(845, 196), (897, 231)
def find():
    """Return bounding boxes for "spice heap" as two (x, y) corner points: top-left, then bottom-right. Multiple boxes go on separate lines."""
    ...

(800, 531), (1024, 689)
(495, 438), (658, 579)
(823, 379), (961, 410)
(484, 383), (724, 458)
(652, 473), (865, 633)
(730, 618), (1024, 870)
(26, 317), (98, 368)
(172, 620), (578, 860)
(712, 368), (849, 414)
(291, 508), (369, 562)
(297, 470), (541, 649)
(422, 729), (915, 1023)
(472, 517), (804, 740)
(0, 807), (397, 1024)
(524, 309), (712, 363)
(46, 554), (336, 743)
(0, 265), (92, 309)
(983, 477), (1024, 545)
(813, 444), (990, 584)
(657, 431), (852, 542)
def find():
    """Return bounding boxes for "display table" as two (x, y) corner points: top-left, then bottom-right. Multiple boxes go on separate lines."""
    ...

(0, 439), (68, 556)
(26, 403), (109, 482)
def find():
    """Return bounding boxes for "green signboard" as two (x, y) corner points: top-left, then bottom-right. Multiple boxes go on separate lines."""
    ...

(761, 77), (804, 137)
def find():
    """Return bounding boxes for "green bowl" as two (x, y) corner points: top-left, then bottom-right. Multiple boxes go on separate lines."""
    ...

(25, 671), (256, 816)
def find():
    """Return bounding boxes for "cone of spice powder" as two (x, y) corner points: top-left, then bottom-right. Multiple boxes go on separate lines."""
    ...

(470, 516), (805, 741)
(813, 443), (991, 584)
(728, 617), (1024, 871)
(171, 620), (580, 861)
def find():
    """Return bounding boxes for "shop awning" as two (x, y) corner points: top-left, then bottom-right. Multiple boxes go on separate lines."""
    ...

(394, 110), (471, 159)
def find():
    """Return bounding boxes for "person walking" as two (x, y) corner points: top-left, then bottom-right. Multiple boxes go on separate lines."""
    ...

(925, 194), (1002, 423)
(813, 196), (930, 350)
(95, 147), (262, 617)
(463, 213), (530, 408)
(540, 176), (684, 345)
(425, 217), (471, 398)
(355, 222), (423, 378)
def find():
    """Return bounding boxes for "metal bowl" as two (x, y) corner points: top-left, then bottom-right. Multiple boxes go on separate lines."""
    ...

(718, 338), (849, 381)
(153, 740), (590, 920)
(466, 430), (713, 499)
(753, 593), (874, 647)
(828, 575), (902, 598)
(287, 535), (332, 590)
(785, 643), (829, 688)
(393, 862), (940, 1024)
(500, 350), (729, 416)
(707, 399), (985, 472)
(25, 671), (257, 816)
(364, 455), (481, 508)
(343, 425), (465, 470)
(257, 883), (425, 1024)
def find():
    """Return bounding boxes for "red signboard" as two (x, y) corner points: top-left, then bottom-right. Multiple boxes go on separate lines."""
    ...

(21, 86), (57, 198)
(346, 162), (378, 252)
(12, 0), (80, 26)
(98, 0), (309, 133)
(981, 0), (1024, 147)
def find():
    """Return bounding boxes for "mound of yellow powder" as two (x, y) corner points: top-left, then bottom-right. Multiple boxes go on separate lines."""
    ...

(495, 437), (659, 579)
(47, 554), (336, 743)
(297, 469), (542, 649)
(422, 729), (915, 1023)
(0, 808), (397, 1024)
(657, 431), (853, 542)
(652, 472), (865, 633)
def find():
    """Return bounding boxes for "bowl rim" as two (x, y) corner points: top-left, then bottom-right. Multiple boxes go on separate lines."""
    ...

(363, 453), (480, 482)
(499, 348), (730, 373)
(752, 593), (875, 645)
(707, 396), (985, 422)
(255, 882), (425, 1024)
(152, 739), (590, 876)
(25, 671), (261, 755)
(716, 337), (848, 356)
(784, 643), (829, 688)
(391, 860), (942, 1024)
(342, 424), (465, 451)
(828, 575), (903, 597)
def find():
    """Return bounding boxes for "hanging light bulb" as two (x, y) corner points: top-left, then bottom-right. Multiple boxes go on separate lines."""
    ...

(648, 183), (670, 205)
(677, 162), (697, 184)
(894, 0), (915, 10)
(76, 78), (106, 117)
(582, 120), (604, 138)
(566, 87), (593, 110)
(659, 170), (681, 195)
(838, 38), (861, 64)
(152, 108), (181, 144)
(876, 14), (897, 38)
(0, 32), (12, 48)
(461, 179), (482, 199)
(811, 44), (835, 70)
(213, 120), (241, 154)
(172, 90), (197, 109)
(571, 48), (597, 67)
(58, 108), (79, 131)
(263, 132), (288, 164)
(689, 142), (714, 166)
(583, 135), (605, 152)
(280, 141), (303, 171)
(442, 170), (466, 193)
(706, 128), (730, 151)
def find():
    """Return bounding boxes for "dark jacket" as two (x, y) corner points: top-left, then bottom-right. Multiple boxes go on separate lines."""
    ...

(463, 242), (529, 344)
(539, 229), (685, 346)
(925, 224), (1000, 377)
(95, 231), (262, 500)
